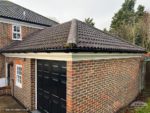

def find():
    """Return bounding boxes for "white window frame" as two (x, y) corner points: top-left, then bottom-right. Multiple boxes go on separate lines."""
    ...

(12, 25), (22, 40)
(16, 64), (22, 88)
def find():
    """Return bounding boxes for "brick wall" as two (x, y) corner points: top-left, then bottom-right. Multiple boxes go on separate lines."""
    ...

(0, 22), (39, 78)
(31, 59), (36, 110)
(0, 22), (12, 48)
(0, 55), (5, 78)
(0, 86), (11, 96)
(22, 26), (39, 39)
(6, 57), (35, 110)
(67, 58), (142, 113)
(0, 22), (39, 49)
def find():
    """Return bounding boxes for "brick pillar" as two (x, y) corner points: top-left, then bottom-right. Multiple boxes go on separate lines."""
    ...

(31, 59), (35, 110)
(67, 61), (73, 113)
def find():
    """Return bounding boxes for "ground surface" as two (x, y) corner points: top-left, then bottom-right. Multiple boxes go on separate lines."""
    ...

(118, 89), (150, 113)
(0, 95), (28, 113)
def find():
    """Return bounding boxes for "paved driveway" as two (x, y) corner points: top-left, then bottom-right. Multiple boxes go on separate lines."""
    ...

(0, 96), (29, 113)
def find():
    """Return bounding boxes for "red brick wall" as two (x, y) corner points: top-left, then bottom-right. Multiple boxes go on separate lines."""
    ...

(31, 59), (36, 110)
(0, 22), (12, 48)
(0, 86), (11, 96)
(0, 55), (5, 78)
(6, 57), (35, 110)
(22, 26), (39, 39)
(67, 58), (142, 113)
(0, 22), (39, 48)
(0, 22), (39, 78)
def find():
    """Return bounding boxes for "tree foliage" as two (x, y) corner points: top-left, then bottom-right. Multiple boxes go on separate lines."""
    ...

(84, 18), (95, 26)
(110, 0), (150, 51)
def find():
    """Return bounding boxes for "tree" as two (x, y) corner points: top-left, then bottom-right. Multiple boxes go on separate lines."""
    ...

(110, 0), (136, 31)
(110, 0), (150, 51)
(84, 18), (95, 26)
(136, 5), (145, 18)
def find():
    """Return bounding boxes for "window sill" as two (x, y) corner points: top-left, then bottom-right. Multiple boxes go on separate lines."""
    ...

(12, 39), (22, 41)
(16, 83), (22, 88)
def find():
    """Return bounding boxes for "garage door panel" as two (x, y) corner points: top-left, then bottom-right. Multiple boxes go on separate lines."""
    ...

(51, 79), (59, 96)
(60, 86), (66, 99)
(43, 94), (51, 113)
(37, 60), (66, 113)
(60, 100), (66, 113)
(37, 92), (44, 112)
(60, 66), (66, 75)
(43, 63), (50, 71)
(37, 76), (43, 89)
(37, 63), (43, 71)
(43, 76), (51, 92)
(51, 95), (59, 113)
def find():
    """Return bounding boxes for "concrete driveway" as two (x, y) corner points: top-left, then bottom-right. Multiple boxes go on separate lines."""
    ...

(0, 96), (29, 113)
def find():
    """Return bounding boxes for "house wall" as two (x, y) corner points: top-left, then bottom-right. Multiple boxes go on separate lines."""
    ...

(6, 57), (35, 110)
(0, 22), (39, 78)
(0, 22), (39, 48)
(0, 55), (5, 77)
(67, 58), (142, 113)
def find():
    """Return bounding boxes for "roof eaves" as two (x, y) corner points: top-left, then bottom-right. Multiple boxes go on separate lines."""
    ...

(0, 15), (53, 27)
(1, 47), (145, 54)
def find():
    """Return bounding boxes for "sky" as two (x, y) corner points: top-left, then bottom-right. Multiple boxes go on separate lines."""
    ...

(9, 0), (150, 30)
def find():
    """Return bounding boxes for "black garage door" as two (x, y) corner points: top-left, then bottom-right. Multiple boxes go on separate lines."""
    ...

(37, 60), (66, 113)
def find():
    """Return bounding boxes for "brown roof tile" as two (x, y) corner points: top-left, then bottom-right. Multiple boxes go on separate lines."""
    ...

(1, 19), (145, 53)
(0, 1), (58, 26)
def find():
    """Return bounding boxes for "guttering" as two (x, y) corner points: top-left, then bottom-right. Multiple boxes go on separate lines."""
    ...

(1, 47), (146, 54)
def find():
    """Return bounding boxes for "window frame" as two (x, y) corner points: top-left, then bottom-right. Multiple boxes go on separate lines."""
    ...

(16, 64), (22, 88)
(12, 25), (22, 40)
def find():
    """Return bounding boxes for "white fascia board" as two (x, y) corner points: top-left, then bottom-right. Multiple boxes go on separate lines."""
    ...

(3, 53), (73, 61)
(0, 17), (44, 29)
(3, 52), (143, 61)
(72, 53), (143, 61)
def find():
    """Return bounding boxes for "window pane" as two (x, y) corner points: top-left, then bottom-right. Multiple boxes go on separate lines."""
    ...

(20, 77), (22, 83)
(16, 34), (20, 39)
(13, 33), (17, 39)
(19, 76), (21, 83)
(14, 26), (17, 31)
(16, 65), (22, 85)
(16, 26), (20, 32)
(19, 67), (22, 75)
(13, 25), (21, 40)
(17, 75), (19, 82)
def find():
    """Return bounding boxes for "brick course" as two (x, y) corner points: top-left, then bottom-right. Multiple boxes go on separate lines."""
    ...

(67, 58), (142, 113)
(0, 86), (11, 96)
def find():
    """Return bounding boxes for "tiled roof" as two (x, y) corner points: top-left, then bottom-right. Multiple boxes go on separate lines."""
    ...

(1, 19), (145, 53)
(0, 1), (58, 26)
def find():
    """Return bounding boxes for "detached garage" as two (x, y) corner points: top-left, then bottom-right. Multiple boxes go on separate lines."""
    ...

(2, 19), (145, 113)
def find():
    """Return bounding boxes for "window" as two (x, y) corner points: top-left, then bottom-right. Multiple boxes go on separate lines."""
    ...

(16, 65), (22, 88)
(12, 25), (22, 40)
